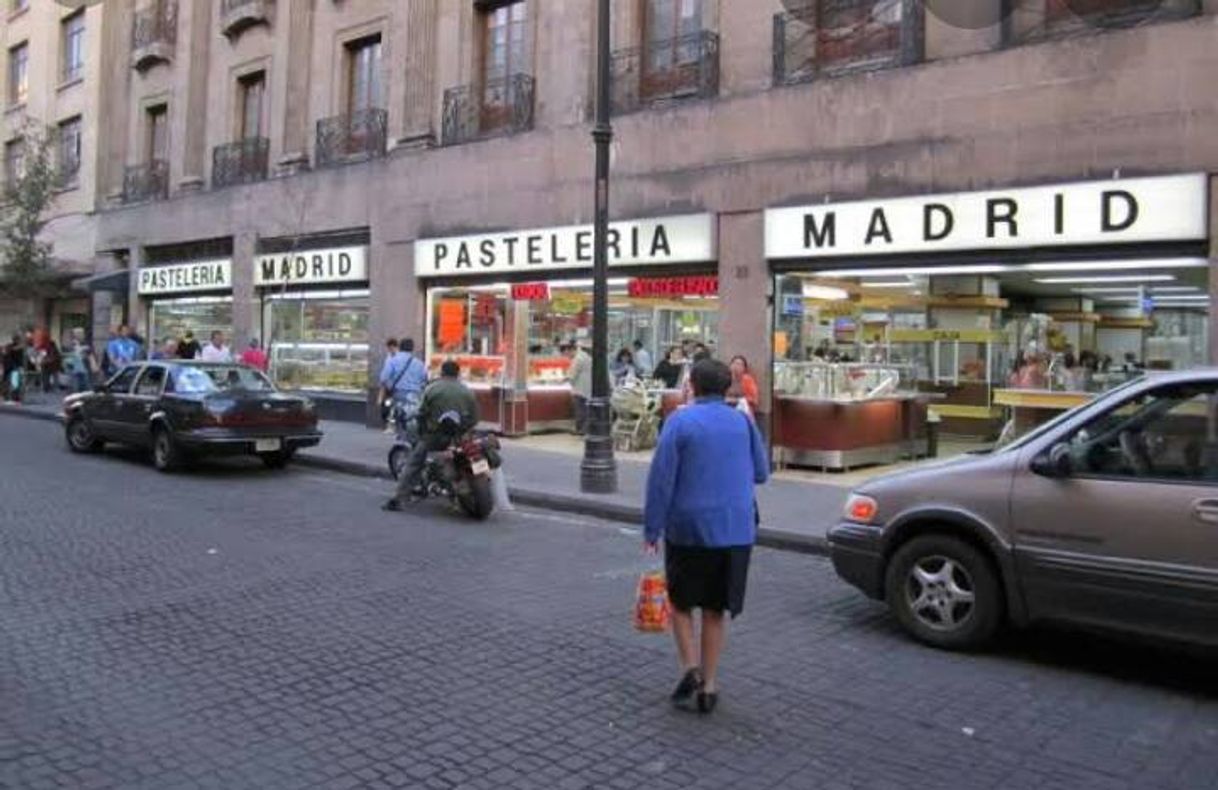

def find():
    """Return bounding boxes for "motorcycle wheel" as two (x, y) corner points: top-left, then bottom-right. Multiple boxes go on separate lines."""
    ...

(388, 446), (409, 480)
(457, 475), (495, 520)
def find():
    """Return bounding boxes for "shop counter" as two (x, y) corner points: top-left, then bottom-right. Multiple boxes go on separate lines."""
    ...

(994, 388), (1093, 435)
(527, 384), (575, 431)
(773, 394), (930, 471)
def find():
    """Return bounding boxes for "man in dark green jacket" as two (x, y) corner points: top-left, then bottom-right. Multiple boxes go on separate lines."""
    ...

(384, 360), (480, 511)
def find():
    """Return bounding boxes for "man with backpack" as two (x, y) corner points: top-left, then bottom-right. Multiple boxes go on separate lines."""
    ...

(377, 337), (428, 429)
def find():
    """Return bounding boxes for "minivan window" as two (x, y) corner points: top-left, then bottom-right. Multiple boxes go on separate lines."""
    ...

(1063, 383), (1218, 483)
(999, 376), (1146, 455)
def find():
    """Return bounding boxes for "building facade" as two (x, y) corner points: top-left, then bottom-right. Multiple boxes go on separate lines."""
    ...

(1, 0), (113, 342)
(76, 0), (1218, 438)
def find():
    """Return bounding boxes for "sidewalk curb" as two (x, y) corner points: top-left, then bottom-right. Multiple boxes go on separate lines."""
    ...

(0, 407), (828, 557)
(295, 453), (828, 557)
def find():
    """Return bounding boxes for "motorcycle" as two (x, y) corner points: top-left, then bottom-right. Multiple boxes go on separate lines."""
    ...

(389, 408), (503, 520)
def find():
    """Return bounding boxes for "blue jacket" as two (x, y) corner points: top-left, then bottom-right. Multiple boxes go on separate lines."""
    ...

(106, 337), (140, 367)
(379, 351), (428, 398)
(644, 397), (769, 547)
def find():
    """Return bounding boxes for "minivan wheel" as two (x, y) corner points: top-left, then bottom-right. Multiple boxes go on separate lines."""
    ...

(885, 534), (1003, 650)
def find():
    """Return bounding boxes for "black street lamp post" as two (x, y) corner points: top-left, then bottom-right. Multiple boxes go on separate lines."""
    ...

(581, 0), (618, 494)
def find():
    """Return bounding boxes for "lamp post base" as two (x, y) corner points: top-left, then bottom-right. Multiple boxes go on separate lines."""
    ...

(580, 396), (618, 494)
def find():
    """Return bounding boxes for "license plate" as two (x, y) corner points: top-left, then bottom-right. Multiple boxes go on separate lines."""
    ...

(255, 438), (282, 453)
(470, 458), (490, 476)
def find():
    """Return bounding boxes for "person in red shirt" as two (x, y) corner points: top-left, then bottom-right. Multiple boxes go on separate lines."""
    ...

(240, 338), (269, 372)
(727, 355), (760, 416)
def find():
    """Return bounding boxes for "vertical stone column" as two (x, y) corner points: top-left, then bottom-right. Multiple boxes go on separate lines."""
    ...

(1208, 176), (1218, 365)
(276, 0), (316, 173)
(502, 299), (531, 436)
(231, 231), (260, 352)
(126, 246), (148, 342)
(716, 211), (772, 436)
(399, 0), (439, 148)
(173, 0), (213, 191)
(90, 253), (123, 352)
(367, 232), (423, 425)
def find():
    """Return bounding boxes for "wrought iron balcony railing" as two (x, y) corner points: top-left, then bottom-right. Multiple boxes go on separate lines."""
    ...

(610, 31), (719, 114)
(220, 0), (272, 38)
(1020, 0), (1200, 41)
(132, 1), (177, 70)
(315, 108), (388, 168)
(773, 1), (911, 86)
(212, 137), (269, 188)
(441, 73), (535, 147)
(122, 160), (170, 204)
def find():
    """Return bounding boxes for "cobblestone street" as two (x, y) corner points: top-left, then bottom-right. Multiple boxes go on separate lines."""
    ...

(2, 416), (1217, 790)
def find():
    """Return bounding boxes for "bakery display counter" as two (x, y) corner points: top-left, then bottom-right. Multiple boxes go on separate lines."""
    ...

(774, 393), (931, 471)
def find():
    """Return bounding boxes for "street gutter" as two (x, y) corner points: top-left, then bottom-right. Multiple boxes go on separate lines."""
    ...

(0, 405), (828, 557)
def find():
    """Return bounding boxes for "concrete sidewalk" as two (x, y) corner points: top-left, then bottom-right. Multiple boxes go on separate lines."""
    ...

(1, 393), (848, 553)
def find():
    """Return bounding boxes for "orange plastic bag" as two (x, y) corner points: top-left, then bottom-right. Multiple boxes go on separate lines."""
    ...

(633, 571), (670, 633)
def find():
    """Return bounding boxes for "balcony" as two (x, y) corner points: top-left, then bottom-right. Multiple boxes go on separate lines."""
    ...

(441, 74), (535, 147)
(131, 2), (177, 70)
(212, 137), (269, 188)
(1017, 0), (1200, 42)
(315, 108), (388, 168)
(610, 31), (719, 115)
(122, 160), (169, 204)
(220, 0), (272, 38)
(772, 1), (913, 86)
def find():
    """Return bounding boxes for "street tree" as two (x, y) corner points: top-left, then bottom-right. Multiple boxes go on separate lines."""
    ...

(0, 123), (59, 300)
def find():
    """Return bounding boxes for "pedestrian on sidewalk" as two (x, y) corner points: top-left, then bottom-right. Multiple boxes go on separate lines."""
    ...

(563, 342), (592, 435)
(200, 331), (233, 363)
(177, 330), (201, 360)
(106, 325), (139, 372)
(378, 338), (428, 431)
(3, 334), (26, 403)
(727, 355), (760, 417)
(644, 358), (769, 714)
(240, 338), (269, 372)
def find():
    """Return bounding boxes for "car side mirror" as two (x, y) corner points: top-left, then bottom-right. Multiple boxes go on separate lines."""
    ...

(1032, 442), (1073, 478)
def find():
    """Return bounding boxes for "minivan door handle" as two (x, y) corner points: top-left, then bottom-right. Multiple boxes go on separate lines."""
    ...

(1192, 499), (1218, 524)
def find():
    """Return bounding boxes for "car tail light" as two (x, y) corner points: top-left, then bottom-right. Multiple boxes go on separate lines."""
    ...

(844, 494), (879, 524)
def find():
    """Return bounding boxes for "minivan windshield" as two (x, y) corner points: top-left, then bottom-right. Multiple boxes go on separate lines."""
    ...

(171, 365), (275, 395)
(996, 375), (1147, 454)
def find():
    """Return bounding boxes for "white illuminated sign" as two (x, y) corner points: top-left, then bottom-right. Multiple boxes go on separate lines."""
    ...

(255, 246), (368, 286)
(765, 174), (1208, 259)
(414, 214), (717, 278)
(138, 260), (232, 295)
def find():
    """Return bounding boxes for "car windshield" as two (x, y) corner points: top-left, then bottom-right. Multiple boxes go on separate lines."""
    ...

(172, 366), (275, 394)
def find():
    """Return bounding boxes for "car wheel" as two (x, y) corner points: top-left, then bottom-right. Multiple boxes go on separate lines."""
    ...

(885, 534), (1003, 650)
(260, 450), (295, 470)
(65, 416), (103, 454)
(152, 427), (183, 473)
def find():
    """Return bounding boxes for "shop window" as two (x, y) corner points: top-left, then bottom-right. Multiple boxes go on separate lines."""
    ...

(345, 35), (383, 116)
(61, 11), (86, 83)
(773, 0), (910, 86)
(479, 0), (530, 133)
(8, 42), (28, 105)
(148, 299), (233, 353)
(237, 71), (266, 140)
(266, 293), (370, 393)
(56, 116), (82, 188)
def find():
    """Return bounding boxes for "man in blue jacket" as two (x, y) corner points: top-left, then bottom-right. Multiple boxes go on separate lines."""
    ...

(105, 325), (140, 373)
(644, 358), (769, 714)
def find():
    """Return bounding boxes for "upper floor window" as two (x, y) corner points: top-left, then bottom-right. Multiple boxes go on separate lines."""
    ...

(774, 0), (910, 86)
(146, 103), (169, 163)
(1022, 0), (1200, 40)
(345, 35), (383, 115)
(8, 42), (28, 105)
(4, 138), (25, 187)
(237, 71), (266, 139)
(61, 11), (86, 83)
(57, 116), (82, 186)
(645, 0), (702, 70)
(480, 1), (530, 129)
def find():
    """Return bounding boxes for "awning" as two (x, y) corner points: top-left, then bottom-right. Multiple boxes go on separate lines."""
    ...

(72, 269), (129, 294)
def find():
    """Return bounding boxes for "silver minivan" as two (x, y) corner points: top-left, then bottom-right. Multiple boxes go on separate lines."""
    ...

(828, 370), (1218, 650)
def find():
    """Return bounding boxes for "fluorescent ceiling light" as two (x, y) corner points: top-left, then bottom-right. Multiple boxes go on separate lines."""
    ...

(803, 284), (850, 300)
(1152, 287), (1203, 293)
(1025, 258), (1208, 272)
(1034, 275), (1176, 285)
(860, 281), (915, 289)
(1152, 295), (1209, 302)
(818, 265), (1011, 278)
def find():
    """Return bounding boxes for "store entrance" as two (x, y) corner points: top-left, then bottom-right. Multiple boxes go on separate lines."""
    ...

(772, 256), (1211, 470)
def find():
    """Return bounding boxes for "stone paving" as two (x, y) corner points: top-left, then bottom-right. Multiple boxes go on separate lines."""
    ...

(2, 416), (1217, 790)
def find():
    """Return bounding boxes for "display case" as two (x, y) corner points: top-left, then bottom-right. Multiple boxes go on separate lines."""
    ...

(426, 354), (505, 386)
(269, 342), (369, 392)
(773, 361), (916, 401)
(882, 328), (1006, 435)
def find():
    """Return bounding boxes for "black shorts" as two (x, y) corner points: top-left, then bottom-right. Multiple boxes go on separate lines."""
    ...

(665, 543), (753, 618)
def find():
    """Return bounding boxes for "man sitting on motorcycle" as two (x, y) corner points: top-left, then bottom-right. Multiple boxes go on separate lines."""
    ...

(383, 360), (480, 512)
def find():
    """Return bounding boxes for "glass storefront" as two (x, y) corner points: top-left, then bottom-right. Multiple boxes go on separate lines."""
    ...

(148, 297), (233, 347)
(264, 289), (370, 393)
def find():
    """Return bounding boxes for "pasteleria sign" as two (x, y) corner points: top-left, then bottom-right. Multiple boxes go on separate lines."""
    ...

(138, 260), (232, 296)
(255, 246), (368, 287)
(765, 174), (1208, 259)
(414, 214), (716, 277)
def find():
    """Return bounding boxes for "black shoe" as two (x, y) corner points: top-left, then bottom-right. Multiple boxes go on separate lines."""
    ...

(696, 691), (718, 714)
(381, 499), (405, 512)
(670, 669), (703, 708)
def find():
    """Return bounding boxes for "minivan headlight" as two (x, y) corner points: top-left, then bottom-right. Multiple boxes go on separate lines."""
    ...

(844, 494), (879, 524)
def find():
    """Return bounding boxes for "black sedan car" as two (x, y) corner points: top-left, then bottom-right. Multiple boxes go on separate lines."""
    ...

(62, 361), (322, 472)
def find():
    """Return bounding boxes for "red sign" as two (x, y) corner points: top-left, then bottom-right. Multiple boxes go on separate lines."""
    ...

(628, 276), (719, 299)
(511, 282), (551, 301)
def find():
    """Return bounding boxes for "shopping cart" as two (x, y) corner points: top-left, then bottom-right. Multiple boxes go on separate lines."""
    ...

(610, 380), (661, 452)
